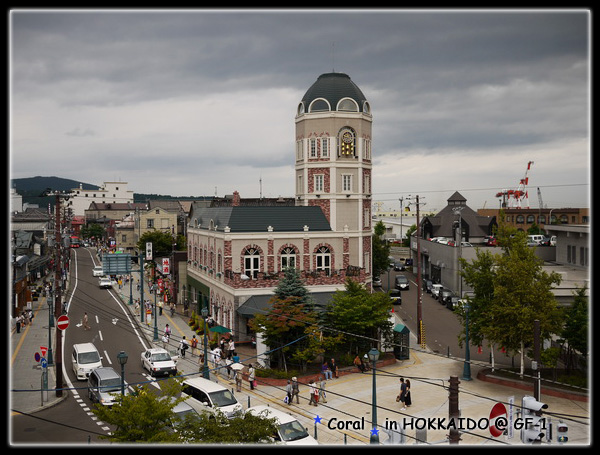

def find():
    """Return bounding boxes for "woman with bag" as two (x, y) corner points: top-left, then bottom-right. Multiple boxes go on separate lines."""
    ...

(405, 379), (412, 407)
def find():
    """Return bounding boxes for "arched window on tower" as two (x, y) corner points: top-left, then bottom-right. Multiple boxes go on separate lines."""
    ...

(339, 128), (356, 158)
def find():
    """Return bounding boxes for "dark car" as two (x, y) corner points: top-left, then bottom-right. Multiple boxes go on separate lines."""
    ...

(404, 258), (413, 266)
(395, 275), (410, 291)
(394, 262), (405, 271)
(389, 289), (402, 305)
(446, 296), (461, 311)
(422, 279), (433, 293)
(439, 289), (453, 305)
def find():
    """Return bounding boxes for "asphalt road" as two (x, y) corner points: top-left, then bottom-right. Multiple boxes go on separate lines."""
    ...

(378, 267), (521, 370)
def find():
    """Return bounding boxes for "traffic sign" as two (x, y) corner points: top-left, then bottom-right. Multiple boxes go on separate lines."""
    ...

(35, 352), (41, 362)
(40, 346), (48, 357)
(41, 358), (47, 368)
(57, 315), (70, 331)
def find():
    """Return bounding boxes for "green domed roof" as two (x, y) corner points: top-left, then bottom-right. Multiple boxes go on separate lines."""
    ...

(300, 73), (369, 113)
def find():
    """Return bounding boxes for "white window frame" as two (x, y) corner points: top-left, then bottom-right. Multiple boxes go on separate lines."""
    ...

(315, 246), (331, 275)
(342, 174), (353, 192)
(243, 248), (260, 279)
(280, 247), (297, 270)
(314, 174), (324, 193)
(310, 138), (317, 158)
(321, 138), (329, 158)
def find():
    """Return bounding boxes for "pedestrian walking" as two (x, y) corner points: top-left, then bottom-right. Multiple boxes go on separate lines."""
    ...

(285, 380), (293, 404)
(162, 333), (169, 350)
(235, 368), (243, 392)
(179, 336), (189, 358)
(82, 312), (90, 330)
(318, 375), (328, 403)
(291, 377), (300, 404)
(248, 364), (256, 390)
(308, 380), (318, 406)
(164, 324), (171, 339)
(399, 377), (407, 410)
(15, 314), (22, 333)
(191, 335), (198, 356)
(405, 379), (412, 407)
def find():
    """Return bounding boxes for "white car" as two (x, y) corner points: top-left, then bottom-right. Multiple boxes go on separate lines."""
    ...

(141, 348), (178, 376)
(431, 284), (443, 300)
(92, 266), (104, 277)
(247, 405), (318, 445)
(98, 276), (112, 289)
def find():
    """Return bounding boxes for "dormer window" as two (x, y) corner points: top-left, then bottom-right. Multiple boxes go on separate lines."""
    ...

(337, 98), (359, 112)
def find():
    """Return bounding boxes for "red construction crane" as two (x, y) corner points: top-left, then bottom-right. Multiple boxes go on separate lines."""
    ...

(495, 161), (534, 209)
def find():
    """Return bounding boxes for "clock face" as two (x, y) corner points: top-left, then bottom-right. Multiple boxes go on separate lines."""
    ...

(342, 132), (353, 143)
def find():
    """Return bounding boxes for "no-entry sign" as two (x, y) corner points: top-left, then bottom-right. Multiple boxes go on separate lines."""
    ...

(57, 315), (70, 331)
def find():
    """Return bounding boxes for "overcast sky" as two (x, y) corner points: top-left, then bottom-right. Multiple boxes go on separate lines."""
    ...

(9, 8), (590, 212)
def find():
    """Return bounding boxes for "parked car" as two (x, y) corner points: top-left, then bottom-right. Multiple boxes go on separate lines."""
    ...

(98, 276), (112, 289)
(388, 257), (396, 268)
(404, 258), (413, 266)
(394, 262), (405, 271)
(372, 277), (382, 287)
(389, 289), (402, 305)
(141, 348), (178, 376)
(460, 242), (473, 247)
(88, 367), (125, 406)
(431, 284), (443, 300)
(446, 296), (462, 311)
(422, 279), (433, 293)
(439, 289), (453, 304)
(247, 405), (319, 445)
(394, 275), (410, 291)
(527, 234), (545, 245)
(484, 236), (498, 246)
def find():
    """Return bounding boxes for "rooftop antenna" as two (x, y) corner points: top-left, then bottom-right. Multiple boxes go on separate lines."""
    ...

(331, 42), (335, 72)
(259, 176), (263, 199)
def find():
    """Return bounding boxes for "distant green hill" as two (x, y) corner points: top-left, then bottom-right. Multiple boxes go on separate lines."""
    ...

(11, 176), (100, 208)
(11, 176), (211, 208)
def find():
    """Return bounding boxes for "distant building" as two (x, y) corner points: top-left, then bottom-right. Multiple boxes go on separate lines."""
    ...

(477, 207), (589, 233)
(66, 181), (135, 216)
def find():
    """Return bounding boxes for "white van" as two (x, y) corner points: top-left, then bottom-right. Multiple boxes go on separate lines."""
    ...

(181, 377), (243, 419)
(247, 405), (318, 445)
(72, 342), (103, 380)
(92, 266), (104, 277)
(527, 235), (545, 245)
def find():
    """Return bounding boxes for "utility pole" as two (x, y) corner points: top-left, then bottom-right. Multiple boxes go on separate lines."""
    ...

(448, 376), (461, 444)
(533, 320), (541, 401)
(407, 195), (425, 346)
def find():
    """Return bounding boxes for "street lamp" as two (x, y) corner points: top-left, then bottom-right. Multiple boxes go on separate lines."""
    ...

(117, 351), (128, 396)
(201, 300), (210, 379)
(368, 347), (380, 444)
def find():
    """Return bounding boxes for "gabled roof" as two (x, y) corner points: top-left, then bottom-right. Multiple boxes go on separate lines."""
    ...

(189, 205), (331, 233)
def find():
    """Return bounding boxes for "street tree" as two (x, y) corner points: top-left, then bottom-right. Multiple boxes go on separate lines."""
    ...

(561, 285), (589, 370)
(325, 278), (394, 355)
(459, 212), (563, 378)
(136, 230), (183, 257)
(372, 220), (391, 277)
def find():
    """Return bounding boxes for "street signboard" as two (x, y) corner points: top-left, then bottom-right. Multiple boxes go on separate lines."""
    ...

(102, 253), (132, 274)
(146, 242), (153, 261)
(57, 314), (69, 331)
(162, 257), (170, 274)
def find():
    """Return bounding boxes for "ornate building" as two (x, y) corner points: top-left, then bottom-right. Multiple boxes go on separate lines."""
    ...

(186, 73), (374, 341)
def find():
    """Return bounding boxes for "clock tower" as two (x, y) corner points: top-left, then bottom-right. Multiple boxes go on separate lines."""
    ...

(295, 72), (373, 273)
